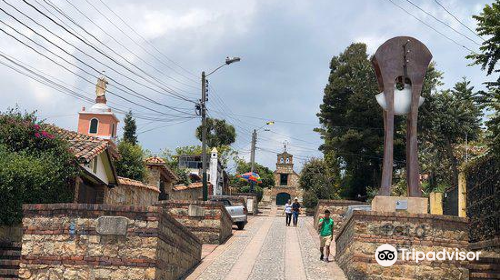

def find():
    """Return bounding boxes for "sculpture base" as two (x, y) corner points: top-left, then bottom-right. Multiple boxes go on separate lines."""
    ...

(371, 196), (428, 214)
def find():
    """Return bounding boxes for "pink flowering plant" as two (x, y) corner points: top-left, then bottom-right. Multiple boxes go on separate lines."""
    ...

(0, 108), (79, 225)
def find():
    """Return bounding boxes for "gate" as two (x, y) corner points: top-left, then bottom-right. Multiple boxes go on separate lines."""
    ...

(276, 192), (291, 206)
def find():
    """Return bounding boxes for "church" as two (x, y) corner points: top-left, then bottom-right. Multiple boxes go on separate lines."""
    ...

(271, 146), (302, 205)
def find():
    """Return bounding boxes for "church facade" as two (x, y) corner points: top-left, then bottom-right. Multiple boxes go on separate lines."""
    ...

(271, 150), (302, 205)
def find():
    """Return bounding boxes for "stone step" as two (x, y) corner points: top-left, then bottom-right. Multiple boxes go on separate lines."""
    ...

(0, 249), (21, 259)
(470, 271), (500, 279)
(469, 262), (500, 271)
(0, 259), (20, 269)
(0, 268), (19, 278)
(0, 242), (21, 250)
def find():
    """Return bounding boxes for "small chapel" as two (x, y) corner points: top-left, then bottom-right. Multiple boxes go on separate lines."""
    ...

(272, 144), (302, 205)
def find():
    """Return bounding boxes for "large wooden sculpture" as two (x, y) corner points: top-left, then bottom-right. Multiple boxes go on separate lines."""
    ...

(371, 36), (432, 197)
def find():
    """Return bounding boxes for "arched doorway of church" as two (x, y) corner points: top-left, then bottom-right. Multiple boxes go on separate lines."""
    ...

(276, 192), (291, 206)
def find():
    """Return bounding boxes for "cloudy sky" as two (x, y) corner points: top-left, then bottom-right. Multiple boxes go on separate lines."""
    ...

(0, 0), (491, 172)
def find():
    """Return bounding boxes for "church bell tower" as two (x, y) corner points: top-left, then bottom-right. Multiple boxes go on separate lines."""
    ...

(77, 74), (119, 140)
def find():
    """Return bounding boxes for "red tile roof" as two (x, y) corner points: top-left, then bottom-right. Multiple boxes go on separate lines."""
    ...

(118, 176), (160, 193)
(45, 124), (117, 162)
(173, 182), (212, 191)
(144, 156), (166, 164)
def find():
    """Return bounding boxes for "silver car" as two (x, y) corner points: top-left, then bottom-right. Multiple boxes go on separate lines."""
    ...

(211, 198), (248, 230)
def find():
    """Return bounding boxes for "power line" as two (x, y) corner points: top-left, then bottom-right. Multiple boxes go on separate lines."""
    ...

(94, 0), (200, 81)
(21, 0), (198, 104)
(53, 0), (200, 92)
(386, 0), (475, 53)
(404, 0), (481, 46)
(433, 0), (485, 42)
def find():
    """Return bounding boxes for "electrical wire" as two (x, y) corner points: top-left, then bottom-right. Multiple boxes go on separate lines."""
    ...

(21, 0), (198, 104)
(404, 0), (481, 46)
(386, 0), (475, 53)
(433, 0), (485, 42)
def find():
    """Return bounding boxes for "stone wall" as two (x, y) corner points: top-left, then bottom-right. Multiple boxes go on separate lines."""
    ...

(104, 179), (159, 206)
(170, 184), (203, 201)
(157, 200), (233, 244)
(19, 203), (201, 280)
(313, 200), (367, 234)
(335, 211), (469, 280)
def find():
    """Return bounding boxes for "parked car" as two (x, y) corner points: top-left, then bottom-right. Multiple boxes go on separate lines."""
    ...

(210, 198), (247, 230)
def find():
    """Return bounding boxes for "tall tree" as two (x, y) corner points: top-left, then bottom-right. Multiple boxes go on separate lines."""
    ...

(123, 110), (137, 144)
(419, 78), (483, 191)
(196, 118), (236, 148)
(115, 141), (146, 181)
(299, 158), (340, 208)
(467, 1), (500, 156)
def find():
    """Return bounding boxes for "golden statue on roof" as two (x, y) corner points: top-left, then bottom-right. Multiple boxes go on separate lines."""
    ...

(95, 72), (108, 97)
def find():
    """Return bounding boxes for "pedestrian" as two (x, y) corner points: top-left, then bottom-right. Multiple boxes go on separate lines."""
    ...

(284, 199), (292, 226)
(318, 209), (334, 262)
(291, 197), (301, 226)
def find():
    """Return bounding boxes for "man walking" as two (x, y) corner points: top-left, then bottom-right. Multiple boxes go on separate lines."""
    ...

(292, 198), (301, 226)
(318, 209), (334, 262)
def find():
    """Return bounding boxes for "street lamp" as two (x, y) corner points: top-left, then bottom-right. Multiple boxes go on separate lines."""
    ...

(201, 56), (241, 201)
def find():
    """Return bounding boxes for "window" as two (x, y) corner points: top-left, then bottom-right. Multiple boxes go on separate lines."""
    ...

(280, 174), (288, 186)
(111, 123), (115, 137)
(89, 118), (99, 134)
(286, 158), (290, 163)
(280, 158), (284, 163)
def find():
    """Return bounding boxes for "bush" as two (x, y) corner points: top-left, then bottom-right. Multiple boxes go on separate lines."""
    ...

(0, 109), (79, 225)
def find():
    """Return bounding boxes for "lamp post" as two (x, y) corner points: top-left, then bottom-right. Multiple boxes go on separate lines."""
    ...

(249, 121), (274, 192)
(201, 57), (241, 201)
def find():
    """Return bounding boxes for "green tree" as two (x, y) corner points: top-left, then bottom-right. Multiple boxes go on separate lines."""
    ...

(0, 109), (80, 225)
(316, 43), (443, 199)
(123, 110), (137, 144)
(467, 1), (500, 156)
(232, 157), (275, 189)
(115, 141), (146, 181)
(196, 118), (236, 148)
(419, 78), (483, 190)
(299, 158), (340, 208)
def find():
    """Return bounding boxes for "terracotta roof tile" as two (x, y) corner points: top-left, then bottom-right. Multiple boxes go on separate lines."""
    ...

(173, 182), (212, 191)
(44, 124), (116, 162)
(145, 156), (166, 164)
(118, 176), (160, 193)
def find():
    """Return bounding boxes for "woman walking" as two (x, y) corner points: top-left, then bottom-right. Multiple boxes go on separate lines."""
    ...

(284, 200), (292, 226)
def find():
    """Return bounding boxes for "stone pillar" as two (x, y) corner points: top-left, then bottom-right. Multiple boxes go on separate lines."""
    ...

(429, 192), (443, 215)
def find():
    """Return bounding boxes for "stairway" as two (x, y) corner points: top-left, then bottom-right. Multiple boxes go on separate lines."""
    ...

(469, 256), (500, 280)
(0, 241), (21, 279)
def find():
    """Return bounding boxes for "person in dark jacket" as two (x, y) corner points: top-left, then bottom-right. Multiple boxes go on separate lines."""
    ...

(291, 198), (301, 226)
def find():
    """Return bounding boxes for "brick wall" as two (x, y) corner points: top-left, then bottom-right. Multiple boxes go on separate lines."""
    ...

(157, 200), (232, 244)
(335, 211), (469, 280)
(313, 200), (367, 234)
(19, 203), (201, 280)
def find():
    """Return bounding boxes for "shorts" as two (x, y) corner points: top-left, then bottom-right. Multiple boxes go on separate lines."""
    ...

(320, 235), (332, 247)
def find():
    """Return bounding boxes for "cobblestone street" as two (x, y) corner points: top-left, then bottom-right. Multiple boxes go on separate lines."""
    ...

(185, 209), (347, 280)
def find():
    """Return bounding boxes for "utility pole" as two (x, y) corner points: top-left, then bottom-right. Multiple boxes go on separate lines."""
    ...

(250, 129), (257, 172)
(201, 71), (208, 201)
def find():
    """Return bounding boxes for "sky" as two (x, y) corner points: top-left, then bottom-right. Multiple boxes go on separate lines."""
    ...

(0, 0), (492, 172)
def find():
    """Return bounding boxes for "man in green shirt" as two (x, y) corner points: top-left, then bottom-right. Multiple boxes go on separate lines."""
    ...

(318, 209), (334, 262)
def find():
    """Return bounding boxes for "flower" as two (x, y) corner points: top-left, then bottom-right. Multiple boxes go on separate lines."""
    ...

(34, 132), (40, 138)
(33, 124), (40, 130)
(41, 131), (49, 137)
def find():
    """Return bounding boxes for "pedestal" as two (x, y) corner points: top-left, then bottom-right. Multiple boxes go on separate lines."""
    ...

(371, 195), (428, 214)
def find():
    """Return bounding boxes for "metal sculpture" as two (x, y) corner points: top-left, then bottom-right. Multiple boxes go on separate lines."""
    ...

(371, 36), (432, 197)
